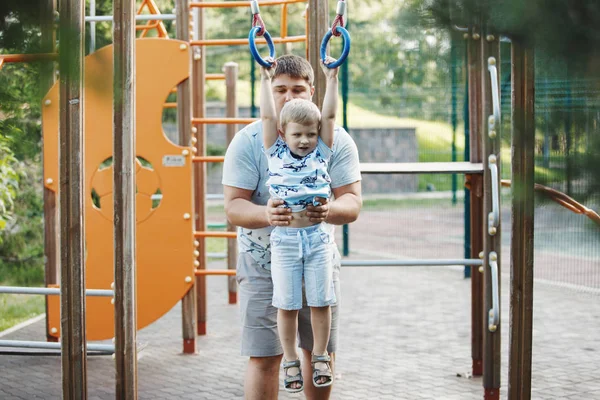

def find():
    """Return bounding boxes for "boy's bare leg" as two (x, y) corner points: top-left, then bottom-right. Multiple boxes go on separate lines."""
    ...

(245, 355), (282, 400)
(302, 349), (335, 400)
(278, 309), (301, 389)
(310, 306), (332, 385)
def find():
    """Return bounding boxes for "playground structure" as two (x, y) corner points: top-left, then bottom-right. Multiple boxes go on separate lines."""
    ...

(0, 1), (599, 399)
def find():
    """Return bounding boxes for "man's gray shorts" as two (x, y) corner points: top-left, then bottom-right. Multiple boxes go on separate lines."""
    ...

(236, 245), (341, 357)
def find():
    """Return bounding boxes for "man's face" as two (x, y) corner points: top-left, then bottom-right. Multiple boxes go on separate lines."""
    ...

(283, 121), (319, 157)
(272, 74), (314, 120)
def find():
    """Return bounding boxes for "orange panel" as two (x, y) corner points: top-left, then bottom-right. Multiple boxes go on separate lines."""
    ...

(42, 38), (194, 341)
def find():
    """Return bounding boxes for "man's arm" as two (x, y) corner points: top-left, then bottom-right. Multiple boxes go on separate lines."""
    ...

(306, 181), (362, 225)
(224, 185), (293, 229)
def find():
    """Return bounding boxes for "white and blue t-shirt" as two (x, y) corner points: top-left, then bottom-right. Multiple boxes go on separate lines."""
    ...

(222, 120), (361, 270)
(264, 136), (333, 212)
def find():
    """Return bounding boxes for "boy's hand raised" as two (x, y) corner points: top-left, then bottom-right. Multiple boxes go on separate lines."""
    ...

(260, 57), (277, 80)
(320, 56), (339, 79)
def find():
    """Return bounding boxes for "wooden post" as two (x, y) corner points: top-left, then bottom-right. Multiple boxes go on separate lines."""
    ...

(178, 0), (199, 352)
(41, 0), (58, 343)
(58, 0), (87, 397)
(307, 0), (328, 108)
(224, 62), (238, 304)
(508, 40), (535, 400)
(113, 0), (138, 397)
(481, 25), (501, 400)
(192, 0), (208, 338)
(467, 26), (484, 377)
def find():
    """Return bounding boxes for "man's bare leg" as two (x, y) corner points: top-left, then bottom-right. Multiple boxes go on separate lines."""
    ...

(245, 355), (282, 400)
(302, 348), (335, 400)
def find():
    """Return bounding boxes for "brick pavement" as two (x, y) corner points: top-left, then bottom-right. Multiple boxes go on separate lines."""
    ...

(1, 255), (599, 399)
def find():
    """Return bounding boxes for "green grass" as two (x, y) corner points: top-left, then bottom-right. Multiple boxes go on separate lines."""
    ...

(0, 293), (44, 332)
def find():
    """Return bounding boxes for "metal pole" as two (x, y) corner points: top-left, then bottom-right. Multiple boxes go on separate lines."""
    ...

(463, 33), (471, 279)
(84, 14), (177, 22)
(90, 0), (96, 53)
(451, 31), (458, 205)
(341, 20), (350, 257)
(0, 286), (113, 297)
(59, 0), (87, 396)
(341, 259), (483, 267)
(113, 0), (138, 397)
(0, 340), (115, 352)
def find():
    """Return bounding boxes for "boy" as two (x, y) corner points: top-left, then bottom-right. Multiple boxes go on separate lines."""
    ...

(259, 56), (338, 393)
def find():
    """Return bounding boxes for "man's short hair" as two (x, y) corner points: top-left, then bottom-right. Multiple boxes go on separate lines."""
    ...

(274, 54), (314, 87)
(280, 99), (321, 131)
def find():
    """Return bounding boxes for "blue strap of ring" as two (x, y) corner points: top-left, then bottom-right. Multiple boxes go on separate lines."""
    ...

(249, 26), (275, 68)
(320, 26), (351, 69)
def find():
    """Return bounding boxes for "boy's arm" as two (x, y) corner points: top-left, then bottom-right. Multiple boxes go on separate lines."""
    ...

(260, 58), (278, 150)
(320, 57), (339, 149)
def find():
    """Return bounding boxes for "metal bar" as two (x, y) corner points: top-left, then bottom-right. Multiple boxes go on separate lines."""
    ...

(113, 0), (138, 396)
(488, 155), (499, 235)
(192, 117), (256, 124)
(190, 35), (305, 47)
(360, 162), (484, 174)
(84, 14), (176, 22)
(190, 0), (306, 8)
(487, 57), (501, 128)
(341, 259), (483, 267)
(206, 193), (224, 200)
(194, 231), (237, 239)
(195, 269), (236, 276)
(192, 156), (224, 163)
(0, 53), (58, 63)
(0, 340), (115, 352)
(0, 286), (113, 297)
(508, 40), (535, 400)
(487, 252), (499, 331)
(207, 252), (227, 258)
(206, 73), (225, 80)
(59, 0), (87, 396)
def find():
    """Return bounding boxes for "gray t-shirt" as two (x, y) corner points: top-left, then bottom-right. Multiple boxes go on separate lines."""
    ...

(222, 120), (361, 270)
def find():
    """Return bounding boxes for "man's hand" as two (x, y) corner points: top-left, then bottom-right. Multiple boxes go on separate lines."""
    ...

(306, 197), (330, 223)
(266, 198), (292, 226)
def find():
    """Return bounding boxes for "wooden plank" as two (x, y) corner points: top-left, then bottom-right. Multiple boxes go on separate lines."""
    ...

(58, 0), (87, 397)
(113, 0), (138, 397)
(467, 26), (484, 377)
(481, 26), (501, 399)
(307, 0), (328, 109)
(359, 162), (483, 174)
(40, 0), (58, 343)
(224, 62), (238, 305)
(177, 0), (199, 350)
(508, 40), (535, 400)
(191, 0), (207, 339)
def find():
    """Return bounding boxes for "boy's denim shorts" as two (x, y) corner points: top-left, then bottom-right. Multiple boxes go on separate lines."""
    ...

(270, 223), (337, 310)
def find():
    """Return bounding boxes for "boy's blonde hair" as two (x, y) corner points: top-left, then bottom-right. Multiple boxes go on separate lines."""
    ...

(280, 99), (321, 131)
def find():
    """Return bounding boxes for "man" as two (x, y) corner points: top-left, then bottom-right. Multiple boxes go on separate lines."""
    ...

(222, 54), (362, 399)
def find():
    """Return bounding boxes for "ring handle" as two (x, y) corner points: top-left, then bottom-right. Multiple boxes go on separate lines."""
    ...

(249, 26), (275, 68)
(320, 26), (351, 69)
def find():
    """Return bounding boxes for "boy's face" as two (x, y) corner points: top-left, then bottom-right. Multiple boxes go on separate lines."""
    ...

(283, 121), (319, 157)
(272, 74), (314, 119)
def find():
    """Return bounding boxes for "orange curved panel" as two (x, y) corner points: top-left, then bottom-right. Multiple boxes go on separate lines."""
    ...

(42, 38), (194, 341)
